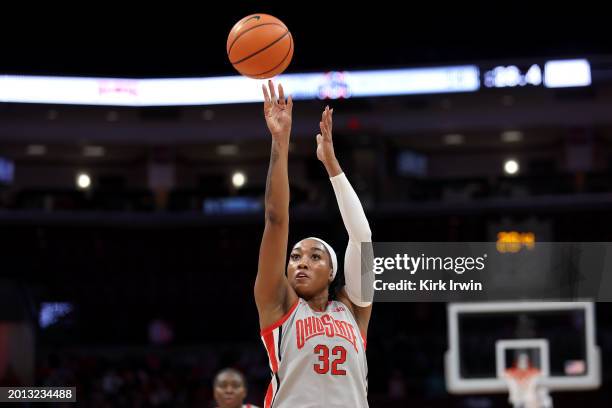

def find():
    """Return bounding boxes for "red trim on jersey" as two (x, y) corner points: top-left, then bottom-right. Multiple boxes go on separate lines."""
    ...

(260, 299), (299, 336)
(263, 330), (279, 372)
(264, 382), (273, 408)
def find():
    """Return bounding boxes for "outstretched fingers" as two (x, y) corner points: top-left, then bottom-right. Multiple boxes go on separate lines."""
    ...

(320, 106), (332, 140)
(278, 83), (286, 106)
(268, 80), (277, 103)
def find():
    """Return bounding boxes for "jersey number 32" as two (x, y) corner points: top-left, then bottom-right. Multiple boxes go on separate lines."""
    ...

(314, 345), (347, 375)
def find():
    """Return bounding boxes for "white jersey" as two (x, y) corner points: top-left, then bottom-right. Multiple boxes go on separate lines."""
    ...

(215, 405), (259, 408)
(504, 368), (543, 408)
(260, 298), (368, 408)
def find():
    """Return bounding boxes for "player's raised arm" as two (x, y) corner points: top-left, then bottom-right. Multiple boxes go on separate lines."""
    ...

(316, 106), (374, 334)
(254, 80), (298, 329)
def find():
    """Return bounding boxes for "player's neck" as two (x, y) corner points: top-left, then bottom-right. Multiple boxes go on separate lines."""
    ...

(305, 292), (330, 312)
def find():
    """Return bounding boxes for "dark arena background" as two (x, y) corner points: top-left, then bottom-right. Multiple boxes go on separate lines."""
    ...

(1, 5), (611, 407)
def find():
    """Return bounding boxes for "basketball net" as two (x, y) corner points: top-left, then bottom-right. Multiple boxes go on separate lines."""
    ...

(504, 367), (553, 408)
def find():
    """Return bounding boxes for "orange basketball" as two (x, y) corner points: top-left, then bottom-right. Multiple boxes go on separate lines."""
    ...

(227, 14), (294, 79)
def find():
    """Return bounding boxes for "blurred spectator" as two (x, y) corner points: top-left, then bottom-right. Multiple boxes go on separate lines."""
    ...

(213, 367), (259, 408)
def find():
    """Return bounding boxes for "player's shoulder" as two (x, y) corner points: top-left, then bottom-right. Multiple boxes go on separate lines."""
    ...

(329, 299), (349, 312)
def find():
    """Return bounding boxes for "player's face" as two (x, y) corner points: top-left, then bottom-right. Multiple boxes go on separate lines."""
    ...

(287, 239), (333, 298)
(214, 372), (247, 408)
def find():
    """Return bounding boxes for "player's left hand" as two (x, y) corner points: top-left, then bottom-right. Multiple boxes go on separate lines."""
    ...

(316, 106), (336, 164)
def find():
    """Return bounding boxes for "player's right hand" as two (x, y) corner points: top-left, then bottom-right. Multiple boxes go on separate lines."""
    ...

(262, 80), (293, 146)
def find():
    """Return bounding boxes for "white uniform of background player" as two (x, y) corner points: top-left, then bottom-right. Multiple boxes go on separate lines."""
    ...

(505, 353), (552, 408)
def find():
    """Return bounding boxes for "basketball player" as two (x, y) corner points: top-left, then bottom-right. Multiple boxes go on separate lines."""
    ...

(256, 80), (373, 408)
(213, 368), (260, 408)
(504, 353), (551, 408)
